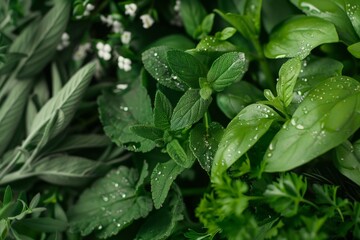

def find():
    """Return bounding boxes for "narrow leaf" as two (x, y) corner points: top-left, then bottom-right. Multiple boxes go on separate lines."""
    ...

(180, 0), (207, 39)
(154, 91), (173, 130)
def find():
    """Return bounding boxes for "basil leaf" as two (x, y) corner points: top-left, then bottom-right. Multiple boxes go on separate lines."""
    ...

(264, 76), (360, 172)
(348, 42), (360, 58)
(264, 15), (339, 59)
(216, 81), (264, 119)
(207, 52), (248, 92)
(154, 91), (173, 130)
(290, 0), (360, 44)
(142, 46), (188, 91)
(69, 165), (153, 238)
(201, 13), (215, 37)
(98, 80), (155, 152)
(151, 160), (185, 209)
(190, 122), (224, 173)
(334, 141), (360, 186)
(166, 139), (195, 168)
(276, 58), (302, 107)
(167, 50), (207, 88)
(212, 104), (281, 176)
(180, 0), (207, 39)
(170, 89), (212, 130)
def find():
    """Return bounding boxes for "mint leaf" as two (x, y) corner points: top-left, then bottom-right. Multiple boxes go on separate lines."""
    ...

(264, 173), (308, 217)
(212, 104), (281, 177)
(170, 89), (212, 130)
(142, 46), (188, 91)
(167, 50), (207, 88)
(190, 122), (224, 173)
(180, 0), (207, 39)
(98, 80), (155, 152)
(130, 125), (164, 142)
(265, 76), (360, 172)
(69, 165), (153, 238)
(276, 57), (302, 107)
(207, 52), (248, 92)
(264, 16), (339, 59)
(334, 141), (360, 186)
(348, 42), (360, 58)
(154, 91), (173, 130)
(166, 139), (195, 168)
(151, 160), (184, 209)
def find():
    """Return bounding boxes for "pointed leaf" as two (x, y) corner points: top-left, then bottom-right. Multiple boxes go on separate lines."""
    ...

(264, 76), (360, 172)
(130, 125), (164, 142)
(180, 0), (207, 39)
(167, 139), (194, 168)
(334, 141), (360, 186)
(154, 91), (173, 130)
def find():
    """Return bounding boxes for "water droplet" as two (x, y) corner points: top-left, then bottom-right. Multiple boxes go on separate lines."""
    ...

(122, 193), (126, 198)
(267, 153), (272, 158)
(296, 124), (305, 130)
(102, 196), (109, 202)
(98, 225), (103, 230)
(117, 223), (121, 227)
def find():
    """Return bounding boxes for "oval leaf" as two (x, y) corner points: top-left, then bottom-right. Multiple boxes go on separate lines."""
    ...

(264, 76), (360, 172)
(334, 141), (360, 186)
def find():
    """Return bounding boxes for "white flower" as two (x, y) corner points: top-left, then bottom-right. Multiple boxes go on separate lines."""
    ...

(83, 3), (95, 16)
(57, 32), (70, 51)
(100, 15), (114, 26)
(96, 42), (112, 61)
(73, 42), (91, 61)
(140, 14), (154, 29)
(121, 31), (131, 45)
(118, 56), (132, 72)
(125, 3), (137, 17)
(174, 0), (181, 12)
(116, 83), (128, 90)
(112, 20), (123, 33)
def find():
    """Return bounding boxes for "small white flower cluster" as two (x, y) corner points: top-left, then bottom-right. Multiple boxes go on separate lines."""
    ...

(118, 56), (132, 72)
(57, 33), (70, 51)
(100, 15), (124, 33)
(96, 42), (112, 61)
(83, 3), (95, 16)
(73, 43), (91, 61)
(171, 0), (182, 26)
(121, 31), (132, 45)
(140, 14), (154, 29)
(124, 3), (137, 17)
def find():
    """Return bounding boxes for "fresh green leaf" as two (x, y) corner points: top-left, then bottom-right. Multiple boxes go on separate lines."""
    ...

(276, 58), (302, 107)
(69, 166), (153, 238)
(290, 0), (360, 44)
(190, 122), (224, 172)
(216, 81), (264, 119)
(265, 76), (360, 172)
(195, 36), (239, 54)
(201, 13), (215, 37)
(146, 34), (195, 50)
(130, 125), (164, 142)
(348, 42), (360, 58)
(142, 46), (188, 91)
(170, 89), (212, 130)
(180, 0), (207, 39)
(166, 139), (195, 168)
(15, 218), (67, 233)
(0, 52), (26, 76)
(3, 186), (12, 205)
(154, 91), (173, 130)
(32, 155), (99, 187)
(151, 160), (185, 209)
(98, 79), (155, 152)
(207, 52), (248, 92)
(264, 16), (339, 59)
(167, 50), (207, 88)
(216, 27), (237, 41)
(334, 141), (360, 186)
(264, 173), (308, 217)
(24, 62), (95, 149)
(212, 104), (281, 177)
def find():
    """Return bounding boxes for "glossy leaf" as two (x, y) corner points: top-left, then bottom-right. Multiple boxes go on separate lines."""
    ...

(264, 16), (339, 59)
(180, 0), (207, 39)
(265, 76), (360, 172)
(276, 58), (302, 107)
(212, 104), (281, 176)
(154, 91), (173, 130)
(207, 52), (248, 92)
(69, 165), (153, 238)
(216, 81), (263, 119)
(142, 46), (187, 91)
(166, 139), (194, 168)
(170, 89), (212, 130)
(151, 160), (185, 209)
(167, 50), (206, 88)
(130, 125), (164, 142)
(334, 141), (360, 186)
(348, 42), (360, 58)
(190, 122), (224, 172)
(25, 62), (95, 148)
(0, 79), (31, 155)
(16, 218), (68, 233)
(98, 80), (155, 152)
(290, 0), (360, 44)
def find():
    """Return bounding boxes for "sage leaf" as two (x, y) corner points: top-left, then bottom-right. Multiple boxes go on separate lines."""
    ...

(212, 104), (281, 177)
(207, 52), (248, 92)
(264, 76), (360, 172)
(98, 81), (155, 152)
(170, 89), (212, 130)
(190, 122), (224, 173)
(151, 160), (185, 209)
(0, 79), (32, 155)
(334, 141), (360, 186)
(154, 91), (173, 130)
(264, 16), (339, 59)
(167, 50), (207, 88)
(142, 46), (187, 91)
(24, 62), (95, 148)
(69, 165), (153, 238)
(276, 58), (302, 107)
